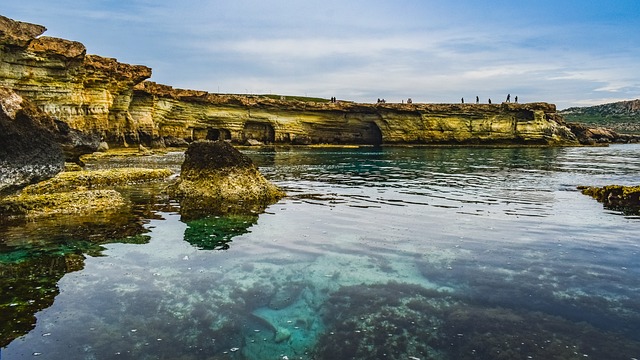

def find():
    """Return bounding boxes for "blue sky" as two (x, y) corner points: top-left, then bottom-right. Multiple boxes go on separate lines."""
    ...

(3, 0), (640, 109)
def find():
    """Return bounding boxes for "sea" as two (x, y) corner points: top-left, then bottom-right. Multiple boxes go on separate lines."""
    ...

(1, 144), (639, 360)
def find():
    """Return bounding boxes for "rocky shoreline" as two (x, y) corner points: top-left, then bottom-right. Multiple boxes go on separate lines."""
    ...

(0, 13), (637, 217)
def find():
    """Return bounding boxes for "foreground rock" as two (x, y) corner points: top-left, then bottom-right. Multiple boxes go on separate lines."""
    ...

(579, 185), (640, 215)
(0, 87), (64, 194)
(0, 168), (172, 220)
(172, 141), (285, 219)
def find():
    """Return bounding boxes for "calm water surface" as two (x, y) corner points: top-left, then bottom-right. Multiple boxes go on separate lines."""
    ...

(1, 145), (639, 359)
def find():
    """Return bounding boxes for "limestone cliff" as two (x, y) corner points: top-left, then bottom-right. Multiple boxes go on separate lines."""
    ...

(0, 14), (152, 145)
(0, 14), (578, 148)
(131, 82), (577, 146)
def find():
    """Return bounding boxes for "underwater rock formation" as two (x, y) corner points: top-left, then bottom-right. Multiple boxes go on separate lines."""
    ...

(579, 185), (640, 215)
(172, 141), (285, 219)
(314, 281), (640, 360)
(0, 14), (580, 149)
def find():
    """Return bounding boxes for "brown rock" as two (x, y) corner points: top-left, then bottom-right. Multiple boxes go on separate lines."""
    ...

(0, 14), (46, 47)
(27, 36), (86, 60)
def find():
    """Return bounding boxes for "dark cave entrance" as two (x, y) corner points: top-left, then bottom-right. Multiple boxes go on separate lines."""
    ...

(243, 122), (275, 143)
(206, 128), (231, 141)
(364, 122), (383, 145)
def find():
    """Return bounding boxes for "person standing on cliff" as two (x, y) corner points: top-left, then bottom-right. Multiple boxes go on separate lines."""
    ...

(515, 96), (518, 103)
(461, 98), (464, 104)
(506, 94), (511, 102)
(488, 99), (492, 104)
(476, 96), (479, 104)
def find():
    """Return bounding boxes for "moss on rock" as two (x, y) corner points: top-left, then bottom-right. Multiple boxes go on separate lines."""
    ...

(21, 168), (173, 195)
(0, 167), (172, 219)
(579, 185), (640, 215)
(0, 189), (127, 219)
(172, 141), (285, 219)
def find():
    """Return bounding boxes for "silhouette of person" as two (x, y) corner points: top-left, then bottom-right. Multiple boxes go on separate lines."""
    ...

(488, 99), (492, 104)
(476, 96), (479, 104)
(506, 94), (511, 102)
(461, 97), (464, 104)
(515, 96), (518, 103)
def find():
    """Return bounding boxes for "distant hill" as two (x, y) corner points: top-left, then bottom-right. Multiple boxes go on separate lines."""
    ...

(559, 99), (640, 134)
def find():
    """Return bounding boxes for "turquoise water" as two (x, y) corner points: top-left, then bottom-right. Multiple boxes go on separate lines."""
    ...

(1, 145), (640, 359)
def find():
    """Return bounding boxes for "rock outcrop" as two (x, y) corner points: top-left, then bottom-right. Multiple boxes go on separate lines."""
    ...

(578, 185), (640, 215)
(0, 87), (64, 194)
(172, 141), (285, 219)
(566, 122), (640, 145)
(0, 14), (579, 149)
(0, 14), (152, 146)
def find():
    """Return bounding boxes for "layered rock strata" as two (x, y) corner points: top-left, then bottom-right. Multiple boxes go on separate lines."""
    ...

(1, 14), (578, 149)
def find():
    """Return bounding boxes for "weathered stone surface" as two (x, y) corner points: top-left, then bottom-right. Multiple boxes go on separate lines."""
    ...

(0, 87), (64, 194)
(0, 167), (172, 219)
(0, 14), (46, 47)
(172, 140), (285, 219)
(27, 36), (86, 59)
(579, 185), (640, 215)
(0, 15), (152, 147)
(130, 82), (579, 147)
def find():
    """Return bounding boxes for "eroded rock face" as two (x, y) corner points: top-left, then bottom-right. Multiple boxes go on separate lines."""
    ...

(0, 87), (64, 194)
(0, 14), (152, 147)
(0, 86), (101, 194)
(172, 141), (285, 219)
(130, 82), (579, 146)
(0, 14), (579, 148)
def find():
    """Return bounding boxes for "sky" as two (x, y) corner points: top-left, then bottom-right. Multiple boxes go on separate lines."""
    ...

(3, 1), (640, 109)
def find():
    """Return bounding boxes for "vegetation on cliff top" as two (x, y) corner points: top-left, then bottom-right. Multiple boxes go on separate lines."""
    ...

(560, 99), (640, 134)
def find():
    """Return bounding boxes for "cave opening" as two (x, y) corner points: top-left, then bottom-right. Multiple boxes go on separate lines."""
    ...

(364, 122), (383, 145)
(206, 128), (231, 141)
(243, 122), (275, 143)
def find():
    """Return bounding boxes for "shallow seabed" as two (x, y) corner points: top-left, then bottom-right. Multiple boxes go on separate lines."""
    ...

(2, 145), (640, 359)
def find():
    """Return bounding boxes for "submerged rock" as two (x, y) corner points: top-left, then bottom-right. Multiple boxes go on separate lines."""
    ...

(579, 185), (640, 215)
(172, 140), (285, 219)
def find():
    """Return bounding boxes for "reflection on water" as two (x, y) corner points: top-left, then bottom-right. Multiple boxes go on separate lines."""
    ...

(2, 145), (640, 359)
(184, 214), (258, 250)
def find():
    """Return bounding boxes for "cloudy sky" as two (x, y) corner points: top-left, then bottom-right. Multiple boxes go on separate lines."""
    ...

(3, 1), (640, 109)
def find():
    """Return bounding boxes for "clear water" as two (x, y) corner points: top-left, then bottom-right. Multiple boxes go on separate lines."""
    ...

(1, 145), (640, 359)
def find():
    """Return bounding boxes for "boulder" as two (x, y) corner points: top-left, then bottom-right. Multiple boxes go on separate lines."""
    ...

(579, 185), (640, 215)
(172, 140), (285, 219)
(0, 87), (64, 195)
(0, 87), (102, 194)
